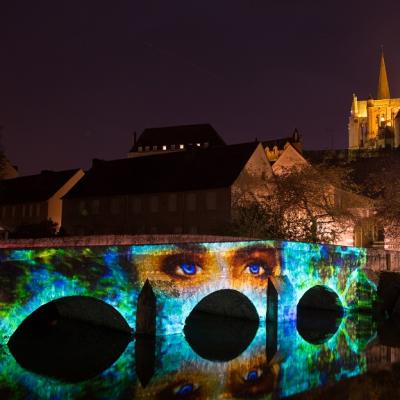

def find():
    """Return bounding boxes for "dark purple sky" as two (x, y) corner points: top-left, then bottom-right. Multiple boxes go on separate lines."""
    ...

(1, 1), (400, 175)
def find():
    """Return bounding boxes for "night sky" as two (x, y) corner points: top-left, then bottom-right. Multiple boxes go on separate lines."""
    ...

(1, 1), (400, 175)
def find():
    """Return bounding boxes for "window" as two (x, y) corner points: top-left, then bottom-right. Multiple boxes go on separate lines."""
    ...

(171, 144), (176, 150)
(150, 196), (159, 213)
(186, 193), (196, 211)
(35, 204), (40, 217)
(168, 194), (177, 212)
(29, 204), (33, 217)
(22, 205), (26, 217)
(11, 206), (16, 218)
(91, 199), (100, 215)
(110, 198), (120, 215)
(173, 226), (183, 234)
(145, 146), (150, 151)
(132, 197), (141, 214)
(204, 142), (209, 148)
(138, 146), (143, 152)
(206, 191), (217, 210)
(179, 144), (184, 149)
(162, 145), (167, 151)
(79, 200), (88, 216)
(196, 143), (201, 147)
(1, 206), (5, 218)
(189, 226), (198, 234)
(153, 145), (157, 151)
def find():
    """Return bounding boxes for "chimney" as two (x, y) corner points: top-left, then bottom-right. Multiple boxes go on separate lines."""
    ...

(133, 131), (137, 146)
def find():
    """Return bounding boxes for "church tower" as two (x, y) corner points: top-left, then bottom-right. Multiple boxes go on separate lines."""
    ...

(348, 49), (400, 149)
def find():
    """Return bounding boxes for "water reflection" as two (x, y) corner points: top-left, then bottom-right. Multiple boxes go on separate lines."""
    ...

(1, 311), (400, 399)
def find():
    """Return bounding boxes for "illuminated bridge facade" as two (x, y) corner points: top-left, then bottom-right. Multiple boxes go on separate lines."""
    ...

(0, 239), (378, 343)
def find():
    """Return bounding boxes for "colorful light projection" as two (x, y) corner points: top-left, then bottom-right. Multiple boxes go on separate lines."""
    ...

(0, 314), (379, 399)
(0, 240), (377, 343)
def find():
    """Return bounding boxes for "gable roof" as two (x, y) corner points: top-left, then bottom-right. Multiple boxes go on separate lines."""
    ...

(66, 142), (260, 199)
(262, 128), (302, 150)
(0, 169), (81, 205)
(130, 124), (226, 152)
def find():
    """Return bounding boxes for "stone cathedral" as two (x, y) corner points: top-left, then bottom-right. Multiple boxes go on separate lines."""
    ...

(348, 50), (400, 149)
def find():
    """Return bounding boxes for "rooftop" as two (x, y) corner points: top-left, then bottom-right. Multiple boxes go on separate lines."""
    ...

(66, 142), (260, 198)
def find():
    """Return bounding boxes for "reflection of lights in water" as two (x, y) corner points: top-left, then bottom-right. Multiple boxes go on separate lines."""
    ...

(0, 316), (389, 399)
(174, 383), (198, 396)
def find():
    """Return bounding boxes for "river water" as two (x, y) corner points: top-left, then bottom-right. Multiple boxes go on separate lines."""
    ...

(1, 310), (400, 399)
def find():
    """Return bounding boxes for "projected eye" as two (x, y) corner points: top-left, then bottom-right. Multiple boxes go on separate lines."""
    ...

(161, 253), (204, 279)
(243, 368), (263, 382)
(173, 383), (199, 396)
(244, 261), (270, 278)
(176, 262), (200, 276)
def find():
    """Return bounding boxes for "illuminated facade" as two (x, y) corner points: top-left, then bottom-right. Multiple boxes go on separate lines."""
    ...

(0, 239), (377, 344)
(349, 50), (400, 149)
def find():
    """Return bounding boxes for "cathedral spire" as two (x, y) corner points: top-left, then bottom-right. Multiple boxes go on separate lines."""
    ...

(377, 47), (391, 99)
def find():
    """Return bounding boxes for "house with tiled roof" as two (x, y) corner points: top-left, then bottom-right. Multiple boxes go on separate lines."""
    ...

(63, 142), (272, 235)
(0, 168), (84, 233)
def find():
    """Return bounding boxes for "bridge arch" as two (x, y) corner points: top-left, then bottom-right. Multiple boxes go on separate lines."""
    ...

(9, 295), (132, 341)
(296, 285), (344, 345)
(8, 296), (131, 382)
(183, 289), (259, 361)
(186, 289), (260, 322)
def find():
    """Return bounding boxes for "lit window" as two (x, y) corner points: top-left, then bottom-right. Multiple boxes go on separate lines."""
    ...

(196, 143), (201, 147)
(162, 145), (167, 151)
(180, 144), (184, 149)
(138, 146), (143, 152)
(186, 193), (196, 211)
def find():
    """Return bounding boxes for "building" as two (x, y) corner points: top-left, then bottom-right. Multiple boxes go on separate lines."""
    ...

(262, 128), (303, 162)
(128, 123), (226, 158)
(349, 49), (400, 150)
(62, 142), (272, 235)
(0, 169), (84, 233)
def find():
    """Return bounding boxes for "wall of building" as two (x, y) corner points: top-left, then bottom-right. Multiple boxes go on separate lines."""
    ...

(231, 144), (272, 204)
(47, 169), (84, 229)
(62, 188), (232, 236)
(0, 202), (48, 230)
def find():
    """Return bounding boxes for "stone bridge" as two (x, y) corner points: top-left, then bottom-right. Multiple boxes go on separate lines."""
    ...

(0, 237), (378, 343)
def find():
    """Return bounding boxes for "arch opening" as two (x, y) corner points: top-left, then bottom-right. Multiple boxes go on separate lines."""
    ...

(184, 289), (259, 361)
(297, 286), (344, 345)
(8, 296), (131, 382)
